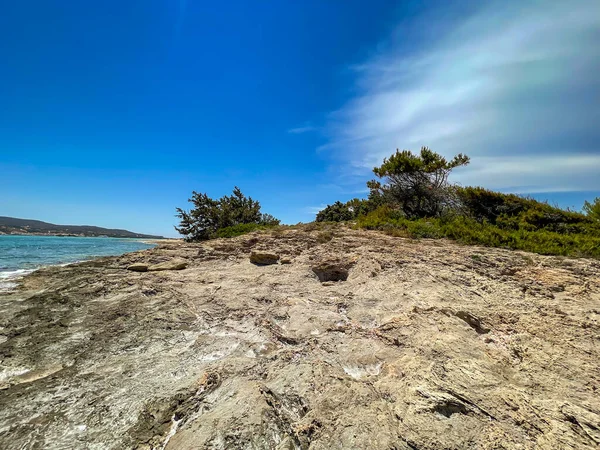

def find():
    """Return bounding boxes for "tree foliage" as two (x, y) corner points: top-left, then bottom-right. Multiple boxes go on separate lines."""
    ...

(310, 145), (600, 259)
(315, 194), (385, 223)
(583, 197), (600, 221)
(175, 187), (280, 241)
(316, 201), (354, 222)
(357, 207), (600, 259)
(368, 147), (470, 218)
(456, 187), (596, 234)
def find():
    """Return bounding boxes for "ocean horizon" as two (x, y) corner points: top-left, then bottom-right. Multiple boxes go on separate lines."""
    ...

(0, 235), (155, 290)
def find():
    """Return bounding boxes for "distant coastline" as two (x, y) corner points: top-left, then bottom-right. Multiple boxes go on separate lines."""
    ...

(0, 233), (163, 239)
(0, 216), (164, 239)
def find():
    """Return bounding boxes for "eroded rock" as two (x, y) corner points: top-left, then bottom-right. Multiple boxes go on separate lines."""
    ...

(311, 259), (352, 282)
(148, 260), (187, 271)
(250, 251), (279, 265)
(127, 263), (149, 272)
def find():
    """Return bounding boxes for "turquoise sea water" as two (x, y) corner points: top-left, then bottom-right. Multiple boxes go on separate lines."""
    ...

(0, 235), (155, 289)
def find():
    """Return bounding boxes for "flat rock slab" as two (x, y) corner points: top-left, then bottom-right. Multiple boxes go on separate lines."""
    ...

(250, 252), (279, 265)
(148, 260), (187, 271)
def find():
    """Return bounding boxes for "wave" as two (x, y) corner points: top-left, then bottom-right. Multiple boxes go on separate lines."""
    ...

(0, 260), (102, 291)
(0, 268), (36, 280)
(0, 263), (82, 291)
(0, 262), (83, 280)
(0, 268), (35, 291)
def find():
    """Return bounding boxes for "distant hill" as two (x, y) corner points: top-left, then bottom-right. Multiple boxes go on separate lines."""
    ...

(0, 216), (164, 239)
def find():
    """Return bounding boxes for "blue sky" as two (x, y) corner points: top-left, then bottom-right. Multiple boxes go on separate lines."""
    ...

(1, 1), (598, 237)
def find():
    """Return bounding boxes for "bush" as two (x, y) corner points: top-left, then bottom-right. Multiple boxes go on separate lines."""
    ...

(175, 187), (280, 241)
(456, 187), (598, 235)
(214, 223), (273, 238)
(583, 197), (600, 221)
(455, 186), (534, 223)
(316, 201), (355, 222)
(321, 150), (600, 259)
(368, 147), (469, 218)
(316, 195), (384, 222)
(356, 207), (600, 258)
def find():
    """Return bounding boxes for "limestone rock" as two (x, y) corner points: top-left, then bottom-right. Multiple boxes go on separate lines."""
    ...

(127, 263), (149, 272)
(2, 227), (600, 450)
(148, 260), (187, 271)
(250, 252), (279, 265)
(311, 259), (351, 282)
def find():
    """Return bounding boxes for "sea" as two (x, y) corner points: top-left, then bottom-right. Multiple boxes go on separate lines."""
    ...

(0, 235), (156, 290)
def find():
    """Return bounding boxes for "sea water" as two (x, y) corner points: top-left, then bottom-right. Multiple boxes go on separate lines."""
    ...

(0, 235), (155, 290)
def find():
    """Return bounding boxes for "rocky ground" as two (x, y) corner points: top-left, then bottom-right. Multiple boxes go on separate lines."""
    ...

(0, 226), (599, 449)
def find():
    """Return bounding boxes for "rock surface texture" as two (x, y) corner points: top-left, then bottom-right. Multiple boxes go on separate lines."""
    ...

(147, 259), (188, 271)
(0, 227), (599, 449)
(250, 251), (280, 265)
(311, 258), (354, 282)
(127, 263), (149, 272)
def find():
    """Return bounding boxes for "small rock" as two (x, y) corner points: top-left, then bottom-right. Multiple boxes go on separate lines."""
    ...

(127, 263), (149, 272)
(250, 252), (279, 265)
(148, 260), (187, 271)
(280, 258), (292, 264)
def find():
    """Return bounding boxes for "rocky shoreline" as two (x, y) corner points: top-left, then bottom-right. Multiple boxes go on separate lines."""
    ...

(0, 226), (599, 449)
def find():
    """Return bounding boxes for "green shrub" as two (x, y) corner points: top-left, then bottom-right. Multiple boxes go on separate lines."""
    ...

(406, 220), (444, 239)
(316, 201), (354, 222)
(317, 151), (600, 259)
(215, 223), (275, 238)
(583, 197), (600, 221)
(456, 186), (597, 235)
(175, 186), (280, 241)
(356, 207), (600, 258)
(369, 147), (469, 218)
(316, 195), (383, 222)
(456, 186), (532, 223)
(316, 230), (335, 243)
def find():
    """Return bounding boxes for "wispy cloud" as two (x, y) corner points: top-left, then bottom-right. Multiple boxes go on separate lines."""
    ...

(288, 124), (317, 134)
(320, 0), (600, 193)
(459, 154), (600, 193)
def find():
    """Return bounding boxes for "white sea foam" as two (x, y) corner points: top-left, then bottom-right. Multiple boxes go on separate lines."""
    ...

(0, 269), (35, 291)
(0, 262), (103, 291)
(0, 281), (17, 291)
(0, 269), (34, 279)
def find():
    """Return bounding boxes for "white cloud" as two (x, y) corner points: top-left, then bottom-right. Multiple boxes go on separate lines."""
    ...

(320, 0), (600, 193)
(288, 124), (317, 134)
(456, 153), (600, 193)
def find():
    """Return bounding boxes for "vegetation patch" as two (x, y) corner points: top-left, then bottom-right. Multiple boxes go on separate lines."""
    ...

(175, 187), (280, 241)
(320, 147), (600, 259)
(357, 209), (600, 258)
(215, 223), (276, 238)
